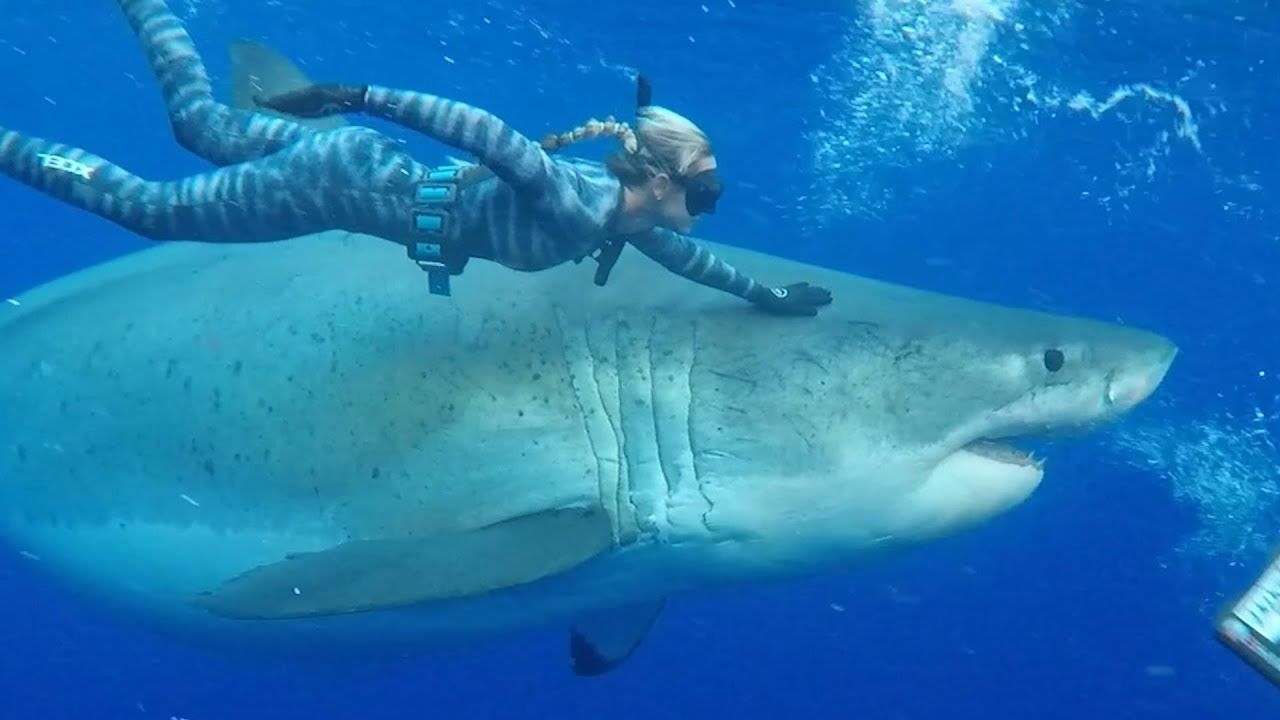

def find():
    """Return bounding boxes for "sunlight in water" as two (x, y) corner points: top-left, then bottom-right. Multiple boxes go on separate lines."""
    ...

(803, 0), (1222, 221)
(806, 0), (1033, 217)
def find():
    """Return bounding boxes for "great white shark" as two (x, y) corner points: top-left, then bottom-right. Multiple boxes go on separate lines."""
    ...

(0, 226), (1174, 674)
(0, 42), (1177, 676)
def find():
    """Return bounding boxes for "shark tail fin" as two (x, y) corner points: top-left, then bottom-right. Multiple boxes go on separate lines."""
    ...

(227, 39), (347, 132)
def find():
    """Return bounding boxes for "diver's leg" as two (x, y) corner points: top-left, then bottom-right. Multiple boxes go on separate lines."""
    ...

(116, 0), (314, 166)
(0, 126), (408, 243)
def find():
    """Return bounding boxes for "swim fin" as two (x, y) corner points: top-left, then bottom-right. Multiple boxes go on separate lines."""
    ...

(228, 38), (348, 132)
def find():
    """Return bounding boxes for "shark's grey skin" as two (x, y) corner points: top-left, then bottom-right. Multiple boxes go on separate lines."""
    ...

(0, 231), (1175, 672)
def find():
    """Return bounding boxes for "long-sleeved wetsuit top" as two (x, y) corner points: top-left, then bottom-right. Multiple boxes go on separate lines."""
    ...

(358, 84), (764, 300)
(0, 0), (766, 303)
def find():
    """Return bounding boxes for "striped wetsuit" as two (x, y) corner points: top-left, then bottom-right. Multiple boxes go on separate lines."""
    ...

(0, 0), (766, 302)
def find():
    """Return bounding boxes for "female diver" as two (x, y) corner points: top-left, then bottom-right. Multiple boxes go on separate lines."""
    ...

(0, 0), (832, 315)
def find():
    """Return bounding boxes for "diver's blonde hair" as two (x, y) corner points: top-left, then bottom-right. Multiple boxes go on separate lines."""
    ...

(541, 115), (638, 155)
(542, 105), (713, 186)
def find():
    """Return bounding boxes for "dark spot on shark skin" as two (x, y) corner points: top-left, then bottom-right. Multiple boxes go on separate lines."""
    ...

(212, 388), (222, 412)
(310, 332), (325, 344)
(202, 459), (215, 476)
(183, 377), (192, 395)
(232, 360), (243, 376)
(165, 359), (177, 379)
(371, 467), (381, 479)
(15, 444), (27, 463)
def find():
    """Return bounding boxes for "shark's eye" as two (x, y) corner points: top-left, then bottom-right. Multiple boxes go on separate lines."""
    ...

(1043, 348), (1065, 372)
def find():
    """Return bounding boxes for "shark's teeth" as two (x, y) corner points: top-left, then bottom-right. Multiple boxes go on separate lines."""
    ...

(964, 438), (1041, 468)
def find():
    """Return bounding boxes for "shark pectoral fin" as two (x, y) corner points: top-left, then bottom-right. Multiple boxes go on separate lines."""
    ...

(228, 39), (348, 132)
(569, 599), (667, 677)
(192, 506), (614, 620)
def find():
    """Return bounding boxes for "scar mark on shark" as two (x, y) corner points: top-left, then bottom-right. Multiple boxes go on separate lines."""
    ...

(708, 369), (756, 388)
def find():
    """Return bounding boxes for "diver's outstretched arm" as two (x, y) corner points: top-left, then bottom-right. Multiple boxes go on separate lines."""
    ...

(116, 0), (316, 166)
(627, 229), (833, 316)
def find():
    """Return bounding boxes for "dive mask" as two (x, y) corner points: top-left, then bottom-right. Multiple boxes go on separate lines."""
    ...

(677, 168), (722, 216)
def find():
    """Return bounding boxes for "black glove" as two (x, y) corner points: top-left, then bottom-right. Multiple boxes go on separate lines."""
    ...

(255, 83), (367, 118)
(751, 282), (833, 317)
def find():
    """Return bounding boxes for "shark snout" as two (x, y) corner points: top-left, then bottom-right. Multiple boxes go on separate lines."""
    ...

(1107, 340), (1178, 411)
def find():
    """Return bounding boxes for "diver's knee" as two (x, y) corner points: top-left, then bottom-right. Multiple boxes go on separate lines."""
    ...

(169, 114), (206, 156)
(167, 99), (225, 154)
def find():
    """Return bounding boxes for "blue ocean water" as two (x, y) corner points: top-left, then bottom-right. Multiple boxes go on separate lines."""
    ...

(0, 0), (1277, 717)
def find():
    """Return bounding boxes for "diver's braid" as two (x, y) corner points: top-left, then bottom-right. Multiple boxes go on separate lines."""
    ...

(540, 116), (639, 154)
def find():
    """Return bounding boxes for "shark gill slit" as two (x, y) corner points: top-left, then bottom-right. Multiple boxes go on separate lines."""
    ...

(688, 323), (713, 532)
(618, 312), (679, 539)
(625, 313), (662, 536)
(646, 314), (700, 537)
(592, 313), (632, 541)
(553, 307), (618, 540)
(646, 315), (674, 500)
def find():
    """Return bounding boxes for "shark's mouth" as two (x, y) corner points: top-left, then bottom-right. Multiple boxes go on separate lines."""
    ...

(961, 438), (1044, 469)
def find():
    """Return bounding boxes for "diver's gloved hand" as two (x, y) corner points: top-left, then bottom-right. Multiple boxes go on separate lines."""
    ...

(751, 282), (833, 317)
(255, 83), (368, 118)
